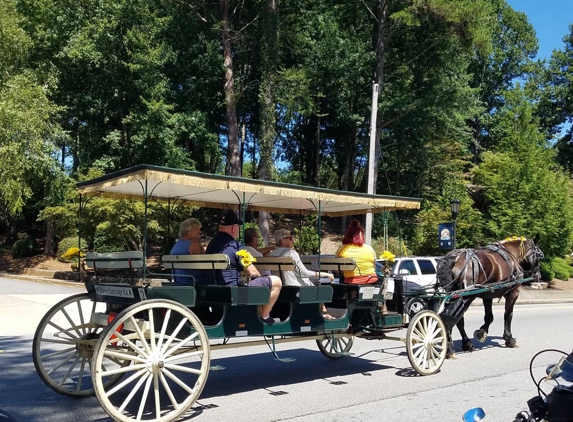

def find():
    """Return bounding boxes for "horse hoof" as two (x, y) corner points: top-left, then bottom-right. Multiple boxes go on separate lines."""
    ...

(474, 329), (487, 343)
(462, 342), (475, 352)
(446, 351), (457, 360)
(505, 339), (519, 348)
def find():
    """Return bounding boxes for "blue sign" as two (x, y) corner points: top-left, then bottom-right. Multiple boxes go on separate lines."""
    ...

(438, 222), (454, 249)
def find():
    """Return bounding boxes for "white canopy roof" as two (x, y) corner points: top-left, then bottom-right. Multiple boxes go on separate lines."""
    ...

(77, 165), (421, 217)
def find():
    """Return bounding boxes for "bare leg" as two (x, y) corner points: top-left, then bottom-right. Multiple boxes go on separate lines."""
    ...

(260, 276), (281, 319)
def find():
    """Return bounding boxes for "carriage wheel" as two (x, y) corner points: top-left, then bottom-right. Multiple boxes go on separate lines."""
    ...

(92, 299), (210, 422)
(406, 310), (447, 376)
(33, 293), (127, 397)
(316, 334), (354, 359)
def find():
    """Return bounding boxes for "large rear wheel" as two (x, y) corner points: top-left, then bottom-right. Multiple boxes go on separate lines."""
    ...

(33, 293), (125, 397)
(406, 310), (447, 375)
(92, 299), (210, 422)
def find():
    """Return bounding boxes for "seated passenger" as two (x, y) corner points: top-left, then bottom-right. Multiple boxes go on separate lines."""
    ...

(271, 229), (334, 319)
(206, 211), (282, 325)
(270, 229), (334, 286)
(335, 219), (378, 284)
(242, 228), (275, 276)
(170, 217), (205, 285)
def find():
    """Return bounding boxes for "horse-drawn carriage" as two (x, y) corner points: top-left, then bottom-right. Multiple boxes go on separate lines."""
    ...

(32, 165), (543, 422)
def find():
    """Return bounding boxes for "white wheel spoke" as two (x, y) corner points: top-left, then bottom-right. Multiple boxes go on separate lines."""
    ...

(164, 363), (202, 375)
(160, 372), (179, 410)
(61, 308), (83, 338)
(159, 318), (191, 355)
(58, 354), (80, 386)
(153, 374), (161, 419)
(47, 321), (78, 340)
(130, 316), (152, 356)
(108, 330), (149, 358)
(118, 372), (150, 413)
(101, 363), (146, 377)
(107, 367), (149, 397)
(164, 332), (200, 358)
(76, 358), (87, 391)
(148, 308), (156, 353)
(136, 373), (154, 420)
(47, 351), (77, 375)
(77, 301), (87, 336)
(42, 347), (76, 359)
(40, 337), (76, 345)
(164, 349), (204, 362)
(157, 309), (171, 353)
(163, 368), (195, 395)
(104, 349), (147, 364)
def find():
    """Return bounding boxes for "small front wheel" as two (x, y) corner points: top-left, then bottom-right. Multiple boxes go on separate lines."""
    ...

(92, 299), (210, 422)
(406, 310), (447, 375)
(316, 334), (354, 359)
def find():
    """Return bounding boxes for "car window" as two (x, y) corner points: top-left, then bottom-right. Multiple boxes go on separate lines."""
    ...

(418, 259), (436, 275)
(399, 260), (417, 275)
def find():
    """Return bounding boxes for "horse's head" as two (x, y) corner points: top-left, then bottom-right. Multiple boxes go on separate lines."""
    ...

(501, 235), (544, 280)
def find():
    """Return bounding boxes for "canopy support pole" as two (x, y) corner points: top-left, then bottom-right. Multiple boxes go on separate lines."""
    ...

(365, 82), (379, 245)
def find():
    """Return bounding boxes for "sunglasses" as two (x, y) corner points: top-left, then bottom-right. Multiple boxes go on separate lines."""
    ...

(282, 236), (293, 240)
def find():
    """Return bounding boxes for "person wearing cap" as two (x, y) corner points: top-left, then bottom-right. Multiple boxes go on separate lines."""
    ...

(170, 218), (205, 284)
(270, 229), (334, 319)
(206, 211), (282, 325)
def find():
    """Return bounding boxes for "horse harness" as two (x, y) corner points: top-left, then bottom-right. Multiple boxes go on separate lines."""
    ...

(447, 243), (523, 291)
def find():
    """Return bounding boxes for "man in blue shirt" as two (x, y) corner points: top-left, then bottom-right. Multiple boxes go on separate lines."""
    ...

(206, 211), (282, 325)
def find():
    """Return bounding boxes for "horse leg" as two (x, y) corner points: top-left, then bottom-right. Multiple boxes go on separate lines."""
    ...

(456, 316), (475, 352)
(502, 289), (519, 348)
(446, 327), (456, 359)
(474, 298), (493, 343)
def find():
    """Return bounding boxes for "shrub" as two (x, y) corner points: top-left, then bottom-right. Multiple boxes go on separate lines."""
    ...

(293, 215), (320, 255)
(540, 261), (554, 281)
(93, 229), (125, 253)
(550, 257), (573, 281)
(60, 247), (85, 262)
(58, 237), (88, 260)
(371, 236), (409, 257)
(12, 237), (39, 258)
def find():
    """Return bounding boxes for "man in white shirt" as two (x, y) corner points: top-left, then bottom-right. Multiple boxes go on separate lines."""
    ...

(242, 228), (275, 275)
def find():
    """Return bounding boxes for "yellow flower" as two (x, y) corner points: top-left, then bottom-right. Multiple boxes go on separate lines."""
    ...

(379, 250), (395, 263)
(60, 247), (85, 262)
(237, 249), (257, 268)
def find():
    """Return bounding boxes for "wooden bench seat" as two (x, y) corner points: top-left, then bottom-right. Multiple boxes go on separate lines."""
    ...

(162, 253), (229, 285)
(85, 251), (144, 284)
(300, 256), (356, 274)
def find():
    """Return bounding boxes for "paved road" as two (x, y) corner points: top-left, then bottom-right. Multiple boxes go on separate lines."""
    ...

(1, 276), (572, 422)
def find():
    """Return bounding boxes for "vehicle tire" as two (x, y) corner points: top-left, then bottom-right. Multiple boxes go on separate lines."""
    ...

(316, 333), (354, 359)
(92, 299), (210, 422)
(405, 298), (426, 318)
(406, 310), (447, 376)
(33, 293), (126, 397)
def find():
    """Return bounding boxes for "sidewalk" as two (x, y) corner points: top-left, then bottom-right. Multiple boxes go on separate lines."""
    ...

(2, 269), (573, 305)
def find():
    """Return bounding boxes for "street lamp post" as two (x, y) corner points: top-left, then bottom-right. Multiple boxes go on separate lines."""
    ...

(450, 198), (461, 250)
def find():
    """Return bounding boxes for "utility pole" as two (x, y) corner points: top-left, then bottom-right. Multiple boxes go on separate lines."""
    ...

(365, 82), (379, 245)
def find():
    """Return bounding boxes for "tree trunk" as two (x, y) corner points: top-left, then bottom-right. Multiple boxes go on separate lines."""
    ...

(220, 0), (241, 176)
(258, 0), (278, 246)
(44, 220), (56, 256)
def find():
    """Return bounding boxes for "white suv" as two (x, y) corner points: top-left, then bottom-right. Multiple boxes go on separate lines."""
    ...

(376, 256), (439, 292)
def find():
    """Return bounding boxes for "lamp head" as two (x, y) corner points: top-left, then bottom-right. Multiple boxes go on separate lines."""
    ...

(450, 198), (461, 220)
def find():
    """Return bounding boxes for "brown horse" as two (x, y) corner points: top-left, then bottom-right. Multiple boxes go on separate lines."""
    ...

(436, 235), (543, 358)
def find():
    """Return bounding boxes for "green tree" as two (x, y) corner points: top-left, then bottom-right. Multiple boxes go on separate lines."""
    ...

(472, 87), (573, 257)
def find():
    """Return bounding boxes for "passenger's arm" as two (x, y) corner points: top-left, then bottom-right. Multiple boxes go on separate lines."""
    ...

(189, 241), (205, 255)
(291, 250), (332, 279)
(245, 263), (261, 278)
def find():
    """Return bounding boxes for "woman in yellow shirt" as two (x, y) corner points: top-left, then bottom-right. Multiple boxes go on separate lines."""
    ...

(335, 219), (378, 284)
